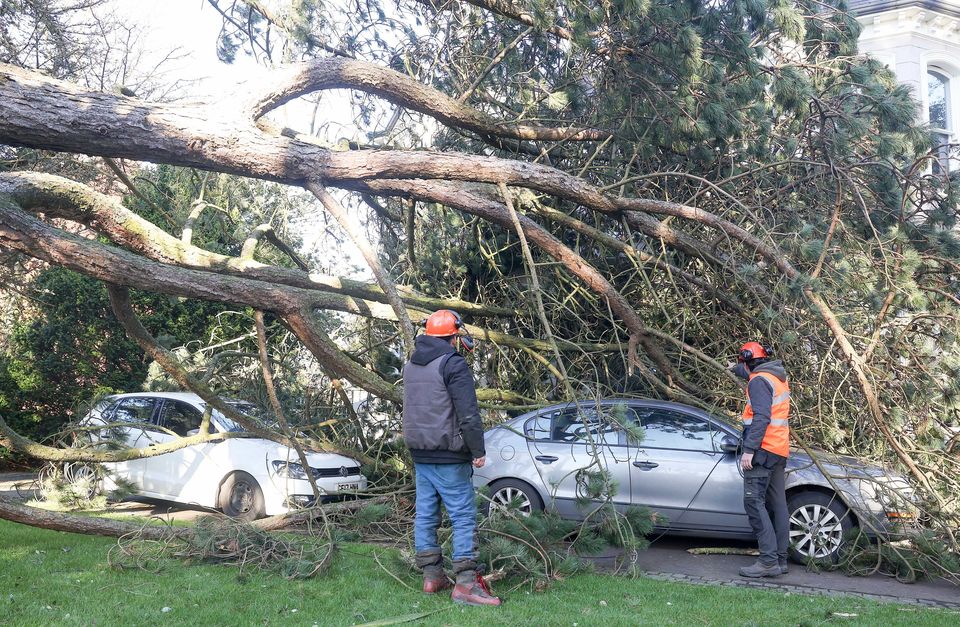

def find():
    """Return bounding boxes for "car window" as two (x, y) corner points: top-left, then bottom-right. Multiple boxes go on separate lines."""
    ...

(160, 400), (204, 437)
(524, 415), (552, 440)
(97, 400), (121, 421)
(550, 408), (624, 446)
(630, 407), (716, 451)
(112, 397), (158, 425)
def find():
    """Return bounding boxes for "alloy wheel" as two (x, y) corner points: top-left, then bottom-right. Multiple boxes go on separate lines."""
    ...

(490, 486), (533, 515)
(64, 463), (100, 499)
(789, 502), (844, 559)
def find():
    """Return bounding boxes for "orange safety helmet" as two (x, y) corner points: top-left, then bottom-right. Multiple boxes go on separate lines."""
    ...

(738, 341), (771, 363)
(422, 310), (475, 351)
(424, 310), (463, 337)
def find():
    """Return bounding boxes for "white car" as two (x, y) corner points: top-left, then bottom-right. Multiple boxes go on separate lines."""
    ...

(80, 392), (368, 519)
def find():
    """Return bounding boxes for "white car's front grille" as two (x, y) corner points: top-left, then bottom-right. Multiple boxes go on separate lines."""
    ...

(312, 465), (362, 478)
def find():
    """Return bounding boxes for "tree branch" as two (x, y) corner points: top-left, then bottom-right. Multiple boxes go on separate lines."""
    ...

(255, 310), (321, 499)
(306, 181), (416, 355)
(249, 57), (607, 141)
(0, 171), (509, 317)
(416, 0), (572, 40)
(0, 495), (187, 539)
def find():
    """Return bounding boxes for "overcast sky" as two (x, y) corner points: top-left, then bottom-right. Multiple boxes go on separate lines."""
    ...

(111, 1), (252, 97)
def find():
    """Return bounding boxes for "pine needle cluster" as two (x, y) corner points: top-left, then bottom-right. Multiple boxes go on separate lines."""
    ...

(476, 473), (656, 588)
(110, 516), (336, 580)
(839, 528), (960, 584)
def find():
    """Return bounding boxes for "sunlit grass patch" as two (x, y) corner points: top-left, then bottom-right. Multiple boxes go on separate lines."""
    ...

(0, 519), (955, 626)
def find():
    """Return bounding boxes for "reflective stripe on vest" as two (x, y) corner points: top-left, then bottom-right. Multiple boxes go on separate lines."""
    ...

(743, 417), (786, 426)
(744, 390), (790, 409)
(741, 371), (790, 457)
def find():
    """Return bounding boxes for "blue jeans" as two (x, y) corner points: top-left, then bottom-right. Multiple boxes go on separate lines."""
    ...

(414, 462), (477, 561)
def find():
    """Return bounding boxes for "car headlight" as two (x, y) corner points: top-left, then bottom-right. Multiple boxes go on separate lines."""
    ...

(272, 460), (310, 479)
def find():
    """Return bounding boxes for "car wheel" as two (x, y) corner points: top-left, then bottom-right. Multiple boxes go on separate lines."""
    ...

(63, 462), (102, 500)
(787, 490), (855, 565)
(485, 479), (544, 517)
(34, 462), (59, 501)
(218, 471), (265, 521)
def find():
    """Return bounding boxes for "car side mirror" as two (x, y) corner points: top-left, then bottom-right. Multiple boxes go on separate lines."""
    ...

(720, 435), (741, 454)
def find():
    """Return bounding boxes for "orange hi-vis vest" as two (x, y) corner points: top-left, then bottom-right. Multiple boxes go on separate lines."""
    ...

(742, 371), (791, 457)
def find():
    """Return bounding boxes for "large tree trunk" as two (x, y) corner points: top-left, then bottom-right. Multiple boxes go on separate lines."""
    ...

(0, 495), (186, 539)
(0, 58), (895, 453)
(0, 494), (389, 537)
(0, 60), (739, 385)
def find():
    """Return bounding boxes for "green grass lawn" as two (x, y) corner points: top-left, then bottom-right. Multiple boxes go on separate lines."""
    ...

(0, 519), (954, 626)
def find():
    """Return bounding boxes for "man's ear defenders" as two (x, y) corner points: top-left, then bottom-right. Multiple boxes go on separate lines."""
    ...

(738, 342), (773, 362)
(418, 310), (475, 352)
(449, 310), (475, 352)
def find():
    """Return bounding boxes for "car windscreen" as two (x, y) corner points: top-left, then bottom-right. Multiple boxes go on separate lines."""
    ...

(207, 401), (269, 432)
(705, 408), (740, 431)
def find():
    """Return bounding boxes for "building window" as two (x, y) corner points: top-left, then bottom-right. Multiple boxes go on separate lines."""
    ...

(928, 69), (952, 174)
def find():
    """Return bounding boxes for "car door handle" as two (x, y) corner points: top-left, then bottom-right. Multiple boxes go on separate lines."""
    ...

(535, 455), (559, 464)
(633, 461), (659, 470)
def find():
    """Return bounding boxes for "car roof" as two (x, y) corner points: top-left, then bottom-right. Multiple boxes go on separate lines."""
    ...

(507, 397), (737, 428)
(105, 392), (255, 406)
(107, 391), (203, 403)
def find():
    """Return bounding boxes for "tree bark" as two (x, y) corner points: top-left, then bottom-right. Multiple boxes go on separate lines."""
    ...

(0, 63), (760, 281)
(0, 493), (389, 537)
(0, 495), (186, 540)
(0, 171), (639, 360)
(0, 63), (766, 386)
(0, 412), (250, 463)
(250, 57), (599, 139)
(0, 171), (511, 318)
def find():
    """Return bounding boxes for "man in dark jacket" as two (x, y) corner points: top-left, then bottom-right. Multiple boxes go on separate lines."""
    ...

(731, 341), (791, 578)
(403, 309), (500, 606)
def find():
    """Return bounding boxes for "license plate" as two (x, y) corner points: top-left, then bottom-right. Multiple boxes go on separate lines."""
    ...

(337, 482), (359, 491)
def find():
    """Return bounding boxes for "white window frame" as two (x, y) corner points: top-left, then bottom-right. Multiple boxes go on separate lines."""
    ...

(922, 58), (959, 173)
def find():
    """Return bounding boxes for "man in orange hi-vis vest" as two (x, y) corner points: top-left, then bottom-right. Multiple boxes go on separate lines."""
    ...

(732, 342), (791, 578)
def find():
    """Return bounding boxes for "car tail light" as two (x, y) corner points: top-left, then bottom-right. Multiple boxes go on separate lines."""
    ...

(885, 511), (917, 523)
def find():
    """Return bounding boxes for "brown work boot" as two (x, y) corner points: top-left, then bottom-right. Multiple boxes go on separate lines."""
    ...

(739, 560), (782, 578)
(422, 564), (451, 593)
(415, 549), (450, 594)
(451, 570), (501, 606)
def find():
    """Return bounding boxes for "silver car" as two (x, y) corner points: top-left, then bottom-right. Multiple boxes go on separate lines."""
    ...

(473, 399), (916, 564)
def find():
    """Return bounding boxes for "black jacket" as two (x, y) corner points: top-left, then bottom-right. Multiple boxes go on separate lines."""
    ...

(742, 360), (788, 454)
(402, 335), (485, 464)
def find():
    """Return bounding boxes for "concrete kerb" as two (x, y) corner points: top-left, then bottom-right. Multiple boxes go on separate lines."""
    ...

(585, 539), (960, 611)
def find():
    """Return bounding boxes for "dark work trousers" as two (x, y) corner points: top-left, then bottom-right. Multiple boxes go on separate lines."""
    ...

(742, 449), (789, 565)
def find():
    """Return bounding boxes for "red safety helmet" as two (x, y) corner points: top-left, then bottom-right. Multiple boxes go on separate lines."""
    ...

(738, 341), (772, 363)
